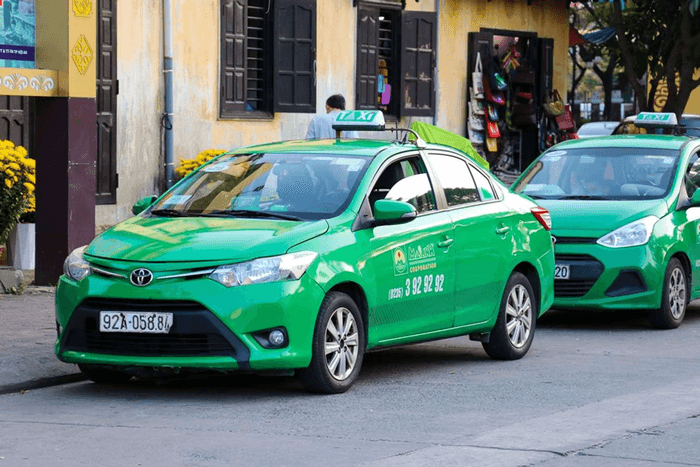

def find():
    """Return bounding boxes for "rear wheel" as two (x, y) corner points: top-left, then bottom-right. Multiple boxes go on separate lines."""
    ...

(298, 292), (365, 394)
(79, 365), (132, 384)
(649, 258), (687, 329)
(483, 272), (537, 360)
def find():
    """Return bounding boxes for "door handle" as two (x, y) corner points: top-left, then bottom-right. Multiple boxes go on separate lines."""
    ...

(496, 225), (510, 235)
(437, 238), (454, 248)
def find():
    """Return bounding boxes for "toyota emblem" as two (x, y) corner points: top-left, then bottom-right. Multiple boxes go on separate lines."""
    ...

(130, 268), (153, 286)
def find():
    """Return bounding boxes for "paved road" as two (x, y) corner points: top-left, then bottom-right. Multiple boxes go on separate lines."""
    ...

(1, 300), (700, 466)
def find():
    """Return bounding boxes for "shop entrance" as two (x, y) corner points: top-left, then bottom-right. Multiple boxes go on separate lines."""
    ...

(467, 30), (554, 184)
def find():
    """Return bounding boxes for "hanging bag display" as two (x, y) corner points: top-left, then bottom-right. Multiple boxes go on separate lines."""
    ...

(543, 89), (566, 117)
(555, 104), (576, 130)
(511, 91), (537, 127)
(486, 45), (508, 92)
(472, 52), (484, 99)
(468, 102), (484, 131)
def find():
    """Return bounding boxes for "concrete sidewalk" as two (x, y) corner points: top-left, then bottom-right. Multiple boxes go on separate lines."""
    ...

(0, 282), (84, 395)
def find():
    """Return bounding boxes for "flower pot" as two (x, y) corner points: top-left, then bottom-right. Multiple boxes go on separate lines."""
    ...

(7, 223), (35, 270)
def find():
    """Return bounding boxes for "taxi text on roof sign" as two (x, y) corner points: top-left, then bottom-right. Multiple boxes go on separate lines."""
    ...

(634, 112), (678, 127)
(333, 110), (386, 132)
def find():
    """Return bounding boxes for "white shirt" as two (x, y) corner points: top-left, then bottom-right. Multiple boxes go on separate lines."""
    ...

(306, 110), (359, 139)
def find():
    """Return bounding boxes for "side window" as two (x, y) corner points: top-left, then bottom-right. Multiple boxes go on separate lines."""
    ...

(220, 0), (316, 118)
(427, 153), (480, 207)
(470, 165), (497, 201)
(369, 156), (436, 214)
(686, 152), (700, 197)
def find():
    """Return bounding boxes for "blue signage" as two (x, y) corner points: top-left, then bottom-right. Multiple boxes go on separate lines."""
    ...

(0, 0), (35, 69)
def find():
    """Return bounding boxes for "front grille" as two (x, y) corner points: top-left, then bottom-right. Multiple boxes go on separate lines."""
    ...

(555, 254), (604, 298)
(60, 299), (250, 366)
(553, 236), (597, 244)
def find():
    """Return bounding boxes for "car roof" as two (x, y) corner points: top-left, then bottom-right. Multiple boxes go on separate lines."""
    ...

(224, 138), (478, 160)
(554, 134), (693, 150)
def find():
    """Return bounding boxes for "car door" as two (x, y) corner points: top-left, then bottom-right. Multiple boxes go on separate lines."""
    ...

(677, 147), (700, 294)
(357, 153), (456, 344)
(425, 151), (513, 327)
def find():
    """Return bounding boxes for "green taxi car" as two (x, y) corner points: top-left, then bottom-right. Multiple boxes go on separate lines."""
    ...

(56, 111), (554, 393)
(514, 112), (700, 329)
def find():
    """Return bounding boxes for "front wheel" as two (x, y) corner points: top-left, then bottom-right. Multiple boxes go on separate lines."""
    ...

(298, 292), (365, 394)
(649, 258), (687, 329)
(483, 272), (537, 360)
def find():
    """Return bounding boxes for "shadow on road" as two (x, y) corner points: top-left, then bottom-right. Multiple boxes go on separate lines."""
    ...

(539, 301), (700, 331)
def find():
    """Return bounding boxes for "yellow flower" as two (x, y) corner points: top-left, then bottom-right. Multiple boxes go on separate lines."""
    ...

(26, 173), (35, 184)
(5, 168), (14, 177)
(8, 162), (20, 170)
(4, 178), (11, 189)
(23, 182), (34, 192)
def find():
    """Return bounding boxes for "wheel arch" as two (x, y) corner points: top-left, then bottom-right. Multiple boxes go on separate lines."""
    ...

(512, 261), (541, 314)
(670, 251), (692, 295)
(327, 281), (369, 345)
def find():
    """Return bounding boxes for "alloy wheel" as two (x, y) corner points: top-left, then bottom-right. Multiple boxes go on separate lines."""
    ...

(505, 284), (532, 349)
(324, 306), (359, 381)
(668, 267), (686, 320)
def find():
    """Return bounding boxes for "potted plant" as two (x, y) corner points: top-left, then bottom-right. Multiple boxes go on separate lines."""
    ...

(0, 141), (36, 269)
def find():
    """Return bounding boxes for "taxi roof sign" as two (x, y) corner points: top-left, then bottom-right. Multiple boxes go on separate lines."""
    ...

(332, 110), (386, 132)
(634, 112), (679, 128)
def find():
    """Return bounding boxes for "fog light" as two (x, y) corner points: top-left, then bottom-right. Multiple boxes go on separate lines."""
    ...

(269, 330), (285, 346)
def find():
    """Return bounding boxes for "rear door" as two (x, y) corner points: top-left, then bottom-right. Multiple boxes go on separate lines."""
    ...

(425, 150), (513, 326)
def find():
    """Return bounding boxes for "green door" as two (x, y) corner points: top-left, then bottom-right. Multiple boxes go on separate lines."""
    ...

(426, 152), (512, 327)
(359, 155), (456, 344)
(680, 149), (700, 293)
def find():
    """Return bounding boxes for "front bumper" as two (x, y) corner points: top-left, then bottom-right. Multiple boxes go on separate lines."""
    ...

(552, 241), (664, 310)
(55, 268), (326, 372)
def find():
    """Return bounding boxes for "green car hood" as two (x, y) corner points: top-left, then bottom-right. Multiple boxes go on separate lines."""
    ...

(536, 199), (669, 237)
(86, 216), (329, 263)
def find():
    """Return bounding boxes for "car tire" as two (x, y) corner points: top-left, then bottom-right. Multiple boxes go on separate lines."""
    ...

(79, 364), (132, 384)
(482, 272), (537, 360)
(298, 291), (365, 394)
(649, 257), (687, 329)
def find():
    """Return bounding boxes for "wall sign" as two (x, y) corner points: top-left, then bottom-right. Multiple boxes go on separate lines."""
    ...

(0, 0), (35, 69)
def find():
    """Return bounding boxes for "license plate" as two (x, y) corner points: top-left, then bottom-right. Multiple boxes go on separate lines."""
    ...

(555, 264), (570, 280)
(99, 311), (173, 333)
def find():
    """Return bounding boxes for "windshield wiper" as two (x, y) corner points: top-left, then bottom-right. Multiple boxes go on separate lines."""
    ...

(150, 209), (190, 217)
(558, 195), (608, 200)
(204, 209), (302, 221)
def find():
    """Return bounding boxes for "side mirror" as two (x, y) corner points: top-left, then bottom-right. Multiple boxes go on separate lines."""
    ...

(373, 199), (417, 225)
(132, 195), (158, 215)
(691, 190), (700, 206)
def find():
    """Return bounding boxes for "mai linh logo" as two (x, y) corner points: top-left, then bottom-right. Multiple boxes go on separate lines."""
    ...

(393, 247), (408, 276)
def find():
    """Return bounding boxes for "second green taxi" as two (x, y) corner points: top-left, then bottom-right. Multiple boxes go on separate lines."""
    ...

(56, 111), (554, 393)
(515, 112), (700, 329)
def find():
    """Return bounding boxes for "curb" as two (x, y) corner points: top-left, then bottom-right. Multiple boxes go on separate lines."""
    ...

(0, 373), (86, 396)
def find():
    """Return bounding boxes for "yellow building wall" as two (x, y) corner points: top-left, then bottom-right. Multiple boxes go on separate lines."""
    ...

(98, 0), (570, 228)
(437, 0), (569, 134)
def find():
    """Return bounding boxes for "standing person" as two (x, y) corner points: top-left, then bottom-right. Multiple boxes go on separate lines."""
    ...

(306, 94), (359, 139)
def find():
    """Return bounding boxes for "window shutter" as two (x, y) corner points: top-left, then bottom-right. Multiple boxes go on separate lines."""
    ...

(538, 37), (554, 96)
(356, 6), (379, 110)
(273, 0), (316, 113)
(400, 11), (436, 117)
(96, 0), (118, 204)
(220, 0), (247, 117)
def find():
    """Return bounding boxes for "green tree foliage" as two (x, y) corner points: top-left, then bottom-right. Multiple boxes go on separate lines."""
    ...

(610, 0), (700, 114)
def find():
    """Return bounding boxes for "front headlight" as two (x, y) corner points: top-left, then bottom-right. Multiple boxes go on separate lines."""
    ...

(597, 216), (659, 248)
(63, 246), (91, 281)
(209, 251), (318, 287)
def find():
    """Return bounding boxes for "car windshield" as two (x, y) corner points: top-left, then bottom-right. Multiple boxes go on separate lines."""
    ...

(151, 153), (370, 220)
(513, 147), (679, 200)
